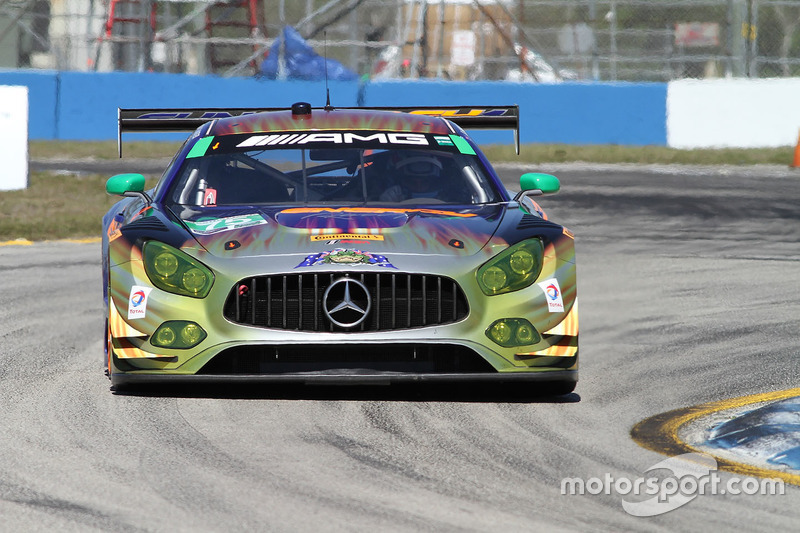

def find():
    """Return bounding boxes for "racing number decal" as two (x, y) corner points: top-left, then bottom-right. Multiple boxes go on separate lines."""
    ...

(185, 214), (268, 235)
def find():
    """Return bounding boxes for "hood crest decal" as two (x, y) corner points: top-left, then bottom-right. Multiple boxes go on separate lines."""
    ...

(297, 248), (396, 269)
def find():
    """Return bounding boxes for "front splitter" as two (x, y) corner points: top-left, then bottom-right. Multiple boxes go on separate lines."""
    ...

(111, 369), (577, 388)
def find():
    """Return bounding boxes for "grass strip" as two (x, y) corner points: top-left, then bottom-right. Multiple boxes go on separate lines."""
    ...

(0, 172), (157, 242)
(480, 144), (795, 166)
(31, 141), (795, 166)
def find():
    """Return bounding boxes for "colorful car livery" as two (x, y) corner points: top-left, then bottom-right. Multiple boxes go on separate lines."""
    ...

(102, 102), (578, 393)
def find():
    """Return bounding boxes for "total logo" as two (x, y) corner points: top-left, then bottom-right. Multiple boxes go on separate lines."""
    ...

(538, 278), (564, 313)
(131, 290), (146, 306)
(128, 285), (152, 320)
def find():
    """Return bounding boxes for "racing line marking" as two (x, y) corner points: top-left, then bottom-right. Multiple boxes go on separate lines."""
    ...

(631, 387), (800, 486)
(0, 237), (100, 246)
(0, 239), (33, 246)
(61, 238), (102, 244)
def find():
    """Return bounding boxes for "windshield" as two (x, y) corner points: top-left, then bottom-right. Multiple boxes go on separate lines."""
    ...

(165, 135), (501, 208)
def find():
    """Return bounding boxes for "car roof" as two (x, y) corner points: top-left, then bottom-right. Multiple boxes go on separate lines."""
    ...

(207, 108), (456, 137)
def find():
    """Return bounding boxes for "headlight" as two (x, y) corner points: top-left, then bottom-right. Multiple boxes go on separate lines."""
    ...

(143, 241), (214, 298)
(151, 321), (207, 349)
(480, 266), (507, 293)
(486, 318), (541, 348)
(153, 252), (179, 277)
(477, 239), (544, 295)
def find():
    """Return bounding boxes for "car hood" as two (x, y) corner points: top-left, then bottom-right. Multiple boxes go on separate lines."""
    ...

(179, 205), (506, 260)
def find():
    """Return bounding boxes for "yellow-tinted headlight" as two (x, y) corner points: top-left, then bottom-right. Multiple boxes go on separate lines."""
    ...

(477, 239), (544, 296)
(151, 321), (207, 349)
(481, 266), (508, 293)
(516, 322), (536, 344)
(180, 323), (204, 346)
(154, 325), (176, 347)
(509, 249), (534, 275)
(153, 252), (179, 277)
(143, 241), (214, 298)
(486, 318), (540, 348)
(489, 321), (513, 344)
(182, 267), (208, 294)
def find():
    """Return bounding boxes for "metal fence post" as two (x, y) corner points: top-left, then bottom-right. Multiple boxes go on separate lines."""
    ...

(729, 0), (748, 77)
(748, 0), (759, 77)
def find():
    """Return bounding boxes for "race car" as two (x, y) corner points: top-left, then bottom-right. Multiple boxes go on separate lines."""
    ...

(103, 102), (578, 393)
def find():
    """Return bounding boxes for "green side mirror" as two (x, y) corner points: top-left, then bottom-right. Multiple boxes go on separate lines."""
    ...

(519, 173), (560, 195)
(106, 173), (146, 196)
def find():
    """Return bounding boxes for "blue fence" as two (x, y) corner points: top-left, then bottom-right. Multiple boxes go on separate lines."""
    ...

(0, 70), (667, 146)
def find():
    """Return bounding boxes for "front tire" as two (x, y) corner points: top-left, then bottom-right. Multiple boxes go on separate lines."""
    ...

(104, 318), (111, 377)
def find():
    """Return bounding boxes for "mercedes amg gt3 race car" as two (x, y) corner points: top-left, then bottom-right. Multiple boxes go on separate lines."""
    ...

(102, 103), (578, 393)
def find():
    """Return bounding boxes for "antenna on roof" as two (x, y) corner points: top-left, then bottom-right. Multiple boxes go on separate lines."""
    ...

(324, 31), (333, 111)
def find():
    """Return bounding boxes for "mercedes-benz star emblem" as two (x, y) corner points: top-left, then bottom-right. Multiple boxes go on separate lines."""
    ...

(323, 277), (372, 328)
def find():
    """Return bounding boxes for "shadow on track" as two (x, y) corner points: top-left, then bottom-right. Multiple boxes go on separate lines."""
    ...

(111, 382), (580, 404)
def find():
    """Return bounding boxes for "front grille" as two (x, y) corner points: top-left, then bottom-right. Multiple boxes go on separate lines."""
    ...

(223, 272), (469, 332)
(197, 344), (495, 375)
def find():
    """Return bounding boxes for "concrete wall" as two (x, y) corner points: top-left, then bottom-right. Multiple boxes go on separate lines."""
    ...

(667, 78), (800, 148)
(1, 69), (797, 148)
(0, 85), (28, 190)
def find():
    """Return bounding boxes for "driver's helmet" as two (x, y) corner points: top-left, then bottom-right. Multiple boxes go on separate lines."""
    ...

(393, 153), (443, 193)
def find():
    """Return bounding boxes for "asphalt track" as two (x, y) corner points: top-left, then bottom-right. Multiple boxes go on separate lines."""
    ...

(1, 162), (799, 531)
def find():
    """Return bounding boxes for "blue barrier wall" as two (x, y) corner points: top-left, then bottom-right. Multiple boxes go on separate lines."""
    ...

(366, 80), (667, 146)
(0, 69), (59, 139)
(0, 70), (668, 146)
(57, 72), (363, 140)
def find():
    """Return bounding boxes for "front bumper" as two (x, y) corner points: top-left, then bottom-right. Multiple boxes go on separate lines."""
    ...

(108, 243), (578, 379)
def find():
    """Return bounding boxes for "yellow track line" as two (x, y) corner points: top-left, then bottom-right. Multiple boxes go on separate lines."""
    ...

(0, 239), (33, 246)
(631, 388), (800, 486)
(60, 237), (101, 244)
(0, 237), (100, 246)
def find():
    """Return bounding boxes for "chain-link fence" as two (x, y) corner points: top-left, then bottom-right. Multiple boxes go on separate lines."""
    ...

(2, 0), (799, 81)
(521, 0), (800, 80)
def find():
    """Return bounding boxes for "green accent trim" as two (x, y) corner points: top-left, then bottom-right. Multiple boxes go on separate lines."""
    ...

(450, 135), (476, 155)
(106, 173), (145, 196)
(184, 214), (268, 235)
(186, 136), (214, 159)
(520, 173), (560, 195)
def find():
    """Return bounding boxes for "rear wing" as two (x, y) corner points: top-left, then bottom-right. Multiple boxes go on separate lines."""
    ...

(117, 105), (520, 157)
